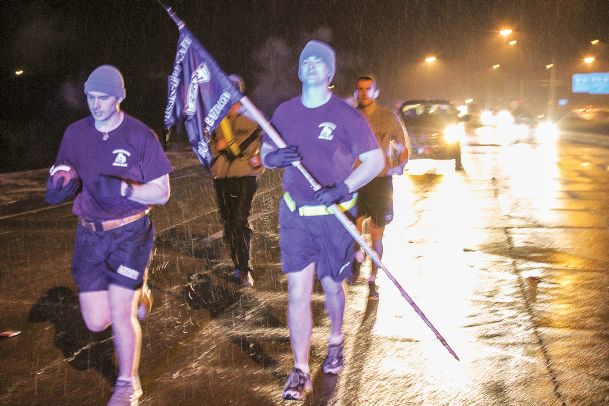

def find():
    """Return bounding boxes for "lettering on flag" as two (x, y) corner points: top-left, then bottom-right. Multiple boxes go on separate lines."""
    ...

(164, 35), (192, 127)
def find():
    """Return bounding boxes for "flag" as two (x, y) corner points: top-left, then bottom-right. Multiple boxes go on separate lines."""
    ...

(164, 25), (243, 172)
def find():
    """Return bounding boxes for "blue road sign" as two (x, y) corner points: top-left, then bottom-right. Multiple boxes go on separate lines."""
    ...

(572, 73), (609, 94)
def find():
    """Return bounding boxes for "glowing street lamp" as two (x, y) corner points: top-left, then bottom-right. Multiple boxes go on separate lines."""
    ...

(591, 39), (600, 45)
(492, 64), (501, 70)
(545, 63), (554, 70)
(508, 40), (517, 46)
(499, 28), (513, 37)
(425, 56), (437, 64)
(15, 70), (24, 76)
(583, 56), (596, 64)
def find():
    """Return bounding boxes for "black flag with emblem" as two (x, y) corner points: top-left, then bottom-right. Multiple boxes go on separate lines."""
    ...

(162, 3), (243, 172)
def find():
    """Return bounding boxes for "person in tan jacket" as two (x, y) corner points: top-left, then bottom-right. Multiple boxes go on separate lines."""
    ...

(210, 74), (264, 287)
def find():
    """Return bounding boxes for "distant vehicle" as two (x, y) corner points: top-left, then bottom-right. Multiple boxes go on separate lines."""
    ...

(475, 106), (543, 144)
(399, 99), (465, 170)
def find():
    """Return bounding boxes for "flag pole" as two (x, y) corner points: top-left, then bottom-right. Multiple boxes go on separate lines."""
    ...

(156, 0), (185, 30)
(240, 96), (459, 361)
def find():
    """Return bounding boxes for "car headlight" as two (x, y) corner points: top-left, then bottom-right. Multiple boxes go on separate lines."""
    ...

(495, 110), (514, 127)
(535, 121), (559, 140)
(480, 110), (493, 126)
(444, 124), (464, 144)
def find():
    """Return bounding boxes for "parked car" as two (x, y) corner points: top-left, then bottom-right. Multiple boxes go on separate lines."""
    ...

(399, 99), (465, 170)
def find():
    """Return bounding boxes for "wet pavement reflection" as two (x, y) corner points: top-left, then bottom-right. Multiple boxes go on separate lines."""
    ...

(2, 133), (609, 405)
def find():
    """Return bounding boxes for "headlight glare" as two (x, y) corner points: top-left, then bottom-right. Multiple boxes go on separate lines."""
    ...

(535, 121), (559, 140)
(444, 124), (463, 144)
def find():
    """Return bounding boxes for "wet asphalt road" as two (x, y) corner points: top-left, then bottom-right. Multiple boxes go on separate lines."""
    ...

(1, 132), (609, 405)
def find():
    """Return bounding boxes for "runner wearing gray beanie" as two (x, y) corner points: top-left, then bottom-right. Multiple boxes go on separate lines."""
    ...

(52, 61), (172, 406)
(84, 65), (126, 100)
(298, 40), (336, 83)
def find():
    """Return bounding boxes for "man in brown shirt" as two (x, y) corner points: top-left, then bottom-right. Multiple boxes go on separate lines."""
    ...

(353, 74), (410, 298)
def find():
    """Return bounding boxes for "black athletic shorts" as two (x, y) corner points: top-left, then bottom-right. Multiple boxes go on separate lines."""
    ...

(72, 216), (154, 292)
(356, 176), (394, 226)
(279, 199), (356, 282)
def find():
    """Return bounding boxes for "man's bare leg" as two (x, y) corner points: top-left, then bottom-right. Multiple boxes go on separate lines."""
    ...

(108, 284), (141, 380)
(319, 276), (345, 345)
(287, 262), (315, 373)
(79, 291), (112, 332)
(319, 275), (346, 374)
(354, 216), (367, 262)
(368, 221), (385, 283)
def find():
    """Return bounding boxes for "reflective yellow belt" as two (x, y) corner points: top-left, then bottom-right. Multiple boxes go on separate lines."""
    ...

(283, 192), (357, 216)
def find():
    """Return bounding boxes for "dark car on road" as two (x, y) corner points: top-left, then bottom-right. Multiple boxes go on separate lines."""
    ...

(399, 99), (464, 170)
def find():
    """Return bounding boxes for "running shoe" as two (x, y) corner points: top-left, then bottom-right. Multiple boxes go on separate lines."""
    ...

(235, 269), (254, 288)
(137, 284), (152, 321)
(282, 368), (312, 401)
(322, 342), (344, 374)
(242, 272), (254, 287)
(107, 379), (142, 406)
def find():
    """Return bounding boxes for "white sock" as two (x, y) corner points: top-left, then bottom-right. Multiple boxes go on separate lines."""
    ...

(329, 334), (344, 346)
(294, 364), (310, 374)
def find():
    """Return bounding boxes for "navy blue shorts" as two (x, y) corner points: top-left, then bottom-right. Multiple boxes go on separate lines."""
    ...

(357, 176), (394, 226)
(72, 216), (155, 292)
(279, 199), (355, 282)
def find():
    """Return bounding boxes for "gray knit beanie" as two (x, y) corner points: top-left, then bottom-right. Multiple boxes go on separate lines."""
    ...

(84, 65), (126, 99)
(298, 40), (336, 83)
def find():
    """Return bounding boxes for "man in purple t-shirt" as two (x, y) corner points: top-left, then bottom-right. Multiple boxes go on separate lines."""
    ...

(45, 65), (172, 406)
(260, 40), (384, 401)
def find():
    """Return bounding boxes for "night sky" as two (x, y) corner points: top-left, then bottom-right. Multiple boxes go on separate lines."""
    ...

(1, 0), (609, 171)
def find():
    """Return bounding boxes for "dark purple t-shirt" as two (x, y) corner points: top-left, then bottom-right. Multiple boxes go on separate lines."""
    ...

(268, 95), (379, 206)
(55, 114), (173, 220)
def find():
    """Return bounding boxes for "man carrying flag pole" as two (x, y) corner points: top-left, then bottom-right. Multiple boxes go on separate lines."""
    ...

(159, 3), (459, 400)
(260, 40), (385, 400)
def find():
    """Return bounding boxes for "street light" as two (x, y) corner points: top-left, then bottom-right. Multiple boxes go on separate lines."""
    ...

(425, 56), (437, 64)
(546, 60), (557, 120)
(492, 64), (501, 69)
(499, 28), (513, 37)
(591, 39), (600, 45)
(583, 56), (596, 64)
(15, 70), (24, 76)
(508, 40), (517, 46)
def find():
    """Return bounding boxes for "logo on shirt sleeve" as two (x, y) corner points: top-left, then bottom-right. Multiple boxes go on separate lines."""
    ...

(112, 149), (131, 167)
(318, 122), (337, 140)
